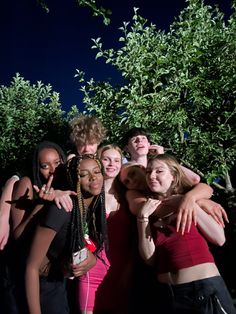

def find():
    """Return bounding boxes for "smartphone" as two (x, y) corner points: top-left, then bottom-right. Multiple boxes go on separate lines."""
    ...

(72, 248), (88, 265)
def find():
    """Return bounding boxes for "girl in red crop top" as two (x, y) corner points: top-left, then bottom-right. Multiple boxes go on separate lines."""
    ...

(135, 153), (236, 314)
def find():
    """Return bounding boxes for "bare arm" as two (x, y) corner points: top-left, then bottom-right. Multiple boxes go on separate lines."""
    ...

(11, 176), (33, 233)
(196, 204), (225, 246)
(13, 203), (44, 239)
(136, 199), (159, 265)
(180, 165), (200, 185)
(197, 198), (228, 227)
(0, 175), (20, 249)
(25, 226), (56, 314)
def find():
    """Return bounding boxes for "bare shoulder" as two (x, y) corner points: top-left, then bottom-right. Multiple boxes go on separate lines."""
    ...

(13, 176), (33, 198)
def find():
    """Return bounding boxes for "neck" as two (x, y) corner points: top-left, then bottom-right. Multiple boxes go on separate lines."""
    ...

(131, 155), (147, 167)
(104, 177), (115, 193)
(83, 196), (95, 208)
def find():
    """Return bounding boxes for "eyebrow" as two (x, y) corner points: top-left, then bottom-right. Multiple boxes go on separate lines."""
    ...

(80, 166), (101, 172)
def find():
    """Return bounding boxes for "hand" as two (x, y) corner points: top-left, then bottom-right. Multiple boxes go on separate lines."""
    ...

(33, 175), (55, 201)
(34, 177), (76, 212)
(165, 194), (197, 234)
(149, 144), (164, 155)
(138, 198), (161, 218)
(197, 199), (228, 227)
(54, 190), (76, 212)
(71, 250), (97, 277)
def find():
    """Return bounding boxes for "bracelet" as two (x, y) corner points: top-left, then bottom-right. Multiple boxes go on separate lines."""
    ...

(137, 217), (149, 223)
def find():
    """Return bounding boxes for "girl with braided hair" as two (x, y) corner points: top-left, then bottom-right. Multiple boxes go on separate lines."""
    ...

(25, 154), (107, 314)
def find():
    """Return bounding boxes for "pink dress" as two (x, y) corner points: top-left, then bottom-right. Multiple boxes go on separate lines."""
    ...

(77, 204), (136, 312)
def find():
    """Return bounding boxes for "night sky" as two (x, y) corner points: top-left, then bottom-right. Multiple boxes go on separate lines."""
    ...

(1, 0), (232, 112)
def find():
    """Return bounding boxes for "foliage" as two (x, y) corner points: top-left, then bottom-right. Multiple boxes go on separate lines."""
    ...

(75, 0), (236, 191)
(37, 0), (111, 25)
(0, 74), (69, 181)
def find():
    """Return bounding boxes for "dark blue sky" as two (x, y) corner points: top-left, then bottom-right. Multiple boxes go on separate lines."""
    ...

(1, 0), (232, 112)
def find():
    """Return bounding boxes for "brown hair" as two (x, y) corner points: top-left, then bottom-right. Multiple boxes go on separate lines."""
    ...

(69, 115), (107, 147)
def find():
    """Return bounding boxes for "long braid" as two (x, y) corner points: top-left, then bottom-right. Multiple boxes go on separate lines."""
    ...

(66, 156), (85, 260)
(66, 154), (108, 260)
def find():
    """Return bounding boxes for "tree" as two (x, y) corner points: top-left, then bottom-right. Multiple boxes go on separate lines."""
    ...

(37, 0), (111, 25)
(75, 0), (236, 193)
(0, 74), (69, 183)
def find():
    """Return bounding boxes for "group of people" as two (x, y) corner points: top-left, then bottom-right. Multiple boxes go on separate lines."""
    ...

(0, 115), (235, 314)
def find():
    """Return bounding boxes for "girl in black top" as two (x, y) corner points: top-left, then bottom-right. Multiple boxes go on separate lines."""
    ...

(25, 154), (107, 314)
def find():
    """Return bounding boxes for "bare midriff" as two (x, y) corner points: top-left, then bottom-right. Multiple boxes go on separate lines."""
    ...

(157, 262), (220, 285)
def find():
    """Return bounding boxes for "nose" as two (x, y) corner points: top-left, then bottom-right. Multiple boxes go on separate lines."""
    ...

(89, 172), (97, 181)
(49, 165), (56, 175)
(148, 171), (155, 179)
(82, 145), (90, 152)
(108, 159), (114, 166)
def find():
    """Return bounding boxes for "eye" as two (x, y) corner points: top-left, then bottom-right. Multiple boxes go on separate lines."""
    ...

(95, 170), (102, 174)
(80, 172), (88, 178)
(40, 164), (49, 170)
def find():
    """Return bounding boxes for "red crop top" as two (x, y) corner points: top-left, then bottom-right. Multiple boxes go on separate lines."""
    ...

(151, 220), (215, 274)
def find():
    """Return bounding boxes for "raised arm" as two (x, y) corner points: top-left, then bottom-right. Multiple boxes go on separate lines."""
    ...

(136, 199), (159, 266)
(180, 165), (200, 185)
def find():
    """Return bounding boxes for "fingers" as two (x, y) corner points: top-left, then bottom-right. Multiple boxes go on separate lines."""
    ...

(45, 175), (53, 193)
(141, 198), (161, 217)
(33, 185), (40, 193)
(72, 252), (96, 277)
(176, 208), (196, 234)
(222, 209), (229, 223)
(176, 212), (182, 233)
(55, 194), (73, 212)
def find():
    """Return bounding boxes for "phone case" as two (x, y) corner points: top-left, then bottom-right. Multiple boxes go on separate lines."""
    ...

(72, 248), (88, 265)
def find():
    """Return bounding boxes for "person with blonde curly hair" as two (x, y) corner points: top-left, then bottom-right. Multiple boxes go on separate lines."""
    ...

(68, 115), (107, 158)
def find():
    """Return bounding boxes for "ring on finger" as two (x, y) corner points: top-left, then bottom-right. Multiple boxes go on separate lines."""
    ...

(41, 186), (46, 192)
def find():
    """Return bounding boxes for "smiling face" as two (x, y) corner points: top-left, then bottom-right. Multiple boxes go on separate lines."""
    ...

(119, 163), (147, 190)
(101, 148), (122, 179)
(38, 148), (62, 180)
(126, 135), (150, 159)
(79, 158), (104, 197)
(146, 159), (174, 197)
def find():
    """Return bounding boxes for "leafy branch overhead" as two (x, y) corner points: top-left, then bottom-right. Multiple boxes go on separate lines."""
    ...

(37, 0), (111, 25)
(76, 0), (236, 191)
